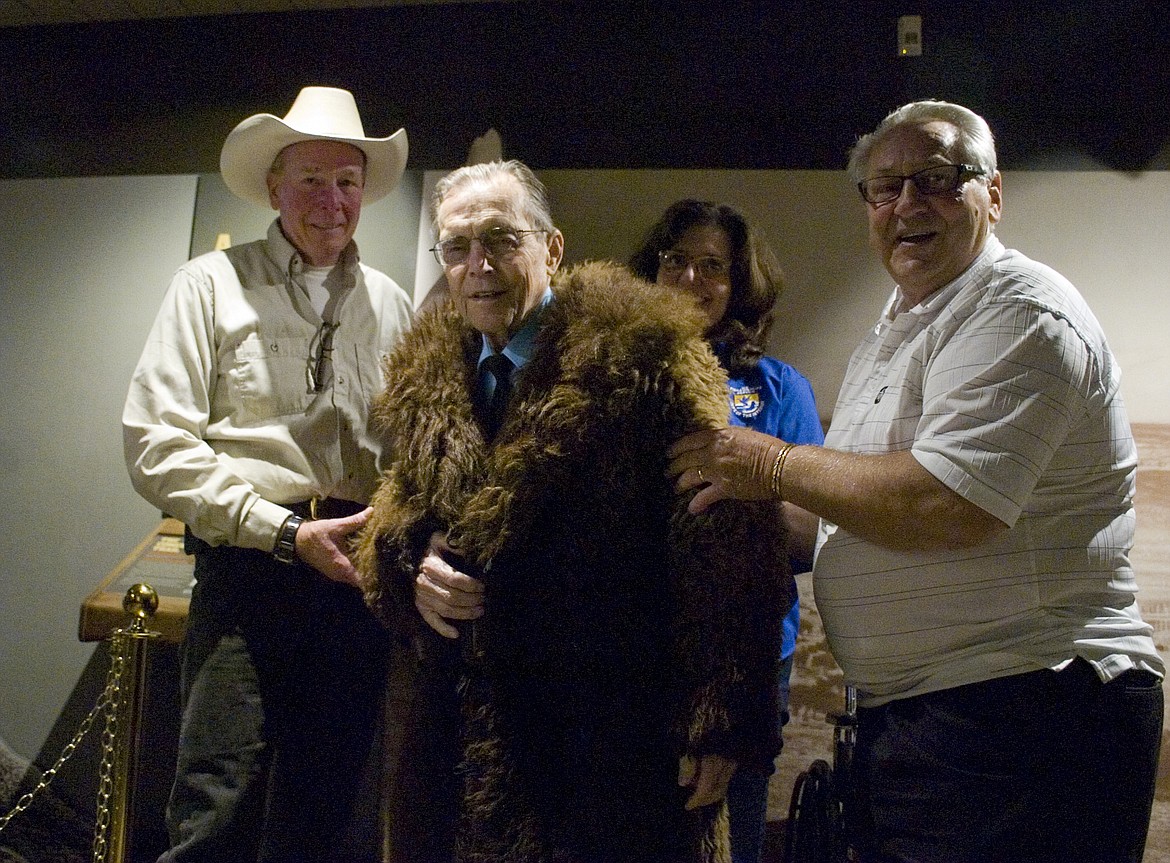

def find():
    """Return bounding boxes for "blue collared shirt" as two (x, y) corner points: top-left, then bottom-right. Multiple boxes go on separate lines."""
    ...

(476, 287), (554, 404)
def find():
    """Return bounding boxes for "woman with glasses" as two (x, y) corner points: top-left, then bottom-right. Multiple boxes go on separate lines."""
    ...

(630, 199), (824, 863)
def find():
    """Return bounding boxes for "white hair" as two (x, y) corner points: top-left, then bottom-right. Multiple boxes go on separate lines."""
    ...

(431, 159), (555, 233)
(847, 100), (998, 182)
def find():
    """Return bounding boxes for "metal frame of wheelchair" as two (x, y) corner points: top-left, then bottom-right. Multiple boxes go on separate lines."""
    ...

(781, 686), (858, 863)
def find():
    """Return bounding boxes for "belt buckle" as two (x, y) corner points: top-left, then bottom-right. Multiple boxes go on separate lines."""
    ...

(309, 496), (321, 520)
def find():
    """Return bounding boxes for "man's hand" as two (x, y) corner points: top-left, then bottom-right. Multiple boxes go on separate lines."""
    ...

(678, 754), (737, 810)
(416, 532), (485, 638)
(293, 508), (371, 587)
(667, 427), (783, 514)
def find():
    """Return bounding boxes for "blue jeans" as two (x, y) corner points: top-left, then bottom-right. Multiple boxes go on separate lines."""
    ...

(851, 658), (1163, 863)
(726, 653), (792, 863)
(158, 542), (390, 863)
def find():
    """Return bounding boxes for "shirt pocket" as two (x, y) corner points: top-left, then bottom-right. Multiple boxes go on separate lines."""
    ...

(225, 333), (315, 421)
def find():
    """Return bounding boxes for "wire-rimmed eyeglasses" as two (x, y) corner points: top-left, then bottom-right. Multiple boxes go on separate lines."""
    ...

(657, 249), (731, 281)
(858, 163), (986, 205)
(429, 227), (547, 267)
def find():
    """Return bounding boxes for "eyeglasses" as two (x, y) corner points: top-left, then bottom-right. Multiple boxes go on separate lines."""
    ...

(657, 249), (731, 281)
(858, 163), (986, 205)
(311, 321), (339, 393)
(430, 227), (547, 267)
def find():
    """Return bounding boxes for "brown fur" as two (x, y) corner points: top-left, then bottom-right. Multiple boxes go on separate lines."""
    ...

(355, 261), (791, 862)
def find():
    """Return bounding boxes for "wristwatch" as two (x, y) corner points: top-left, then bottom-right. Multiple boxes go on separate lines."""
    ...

(272, 514), (304, 564)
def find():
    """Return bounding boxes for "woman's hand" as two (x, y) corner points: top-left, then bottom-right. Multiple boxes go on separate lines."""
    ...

(678, 754), (737, 810)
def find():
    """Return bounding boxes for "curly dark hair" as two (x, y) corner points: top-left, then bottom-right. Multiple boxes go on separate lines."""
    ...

(629, 199), (782, 375)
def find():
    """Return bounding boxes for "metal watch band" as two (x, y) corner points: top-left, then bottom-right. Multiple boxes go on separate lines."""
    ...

(272, 514), (304, 564)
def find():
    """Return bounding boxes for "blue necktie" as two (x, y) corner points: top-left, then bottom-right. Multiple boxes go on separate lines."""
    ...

(482, 353), (514, 440)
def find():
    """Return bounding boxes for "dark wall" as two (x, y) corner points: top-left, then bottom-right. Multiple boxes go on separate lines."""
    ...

(4, 0), (1169, 178)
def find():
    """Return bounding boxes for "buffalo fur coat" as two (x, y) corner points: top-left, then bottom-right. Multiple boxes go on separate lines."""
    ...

(355, 261), (791, 863)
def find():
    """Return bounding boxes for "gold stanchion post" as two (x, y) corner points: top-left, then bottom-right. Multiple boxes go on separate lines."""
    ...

(96, 584), (161, 863)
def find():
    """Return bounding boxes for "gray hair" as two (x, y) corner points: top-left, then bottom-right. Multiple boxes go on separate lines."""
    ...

(847, 100), (998, 183)
(431, 159), (556, 233)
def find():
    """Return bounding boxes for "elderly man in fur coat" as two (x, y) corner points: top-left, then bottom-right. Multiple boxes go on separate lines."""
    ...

(355, 160), (790, 863)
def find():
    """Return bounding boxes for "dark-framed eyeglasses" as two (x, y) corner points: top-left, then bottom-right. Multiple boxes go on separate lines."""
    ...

(858, 163), (986, 205)
(657, 249), (732, 281)
(430, 227), (547, 267)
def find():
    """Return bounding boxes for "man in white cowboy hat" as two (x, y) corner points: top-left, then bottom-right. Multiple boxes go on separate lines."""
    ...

(123, 86), (412, 863)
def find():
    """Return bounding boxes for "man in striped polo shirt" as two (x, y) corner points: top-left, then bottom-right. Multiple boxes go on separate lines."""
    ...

(669, 100), (1164, 863)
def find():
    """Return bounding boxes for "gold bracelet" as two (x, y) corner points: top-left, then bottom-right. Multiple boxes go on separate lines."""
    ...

(770, 443), (796, 499)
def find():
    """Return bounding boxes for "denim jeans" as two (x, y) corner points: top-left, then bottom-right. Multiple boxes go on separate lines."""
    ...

(851, 658), (1163, 863)
(726, 652), (793, 863)
(158, 543), (390, 863)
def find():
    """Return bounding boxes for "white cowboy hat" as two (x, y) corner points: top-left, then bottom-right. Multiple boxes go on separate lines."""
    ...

(220, 86), (408, 209)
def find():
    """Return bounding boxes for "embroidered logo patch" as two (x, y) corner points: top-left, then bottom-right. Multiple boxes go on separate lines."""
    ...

(730, 386), (763, 419)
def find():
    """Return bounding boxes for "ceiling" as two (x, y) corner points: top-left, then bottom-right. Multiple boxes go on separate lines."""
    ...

(0, 0), (479, 28)
(2, 1), (1167, 176)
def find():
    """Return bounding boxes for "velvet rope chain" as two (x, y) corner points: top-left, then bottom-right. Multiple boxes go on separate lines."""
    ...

(0, 584), (159, 863)
(0, 636), (125, 861)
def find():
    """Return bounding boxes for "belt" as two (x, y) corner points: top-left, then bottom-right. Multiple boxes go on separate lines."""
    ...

(182, 497), (365, 557)
(288, 497), (365, 521)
